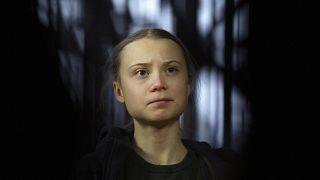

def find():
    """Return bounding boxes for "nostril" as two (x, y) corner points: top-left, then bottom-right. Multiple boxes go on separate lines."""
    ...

(151, 78), (167, 91)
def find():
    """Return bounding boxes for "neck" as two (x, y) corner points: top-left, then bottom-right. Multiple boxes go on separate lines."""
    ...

(132, 119), (187, 165)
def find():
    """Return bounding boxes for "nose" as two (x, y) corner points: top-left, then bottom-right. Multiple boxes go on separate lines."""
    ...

(150, 72), (167, 92)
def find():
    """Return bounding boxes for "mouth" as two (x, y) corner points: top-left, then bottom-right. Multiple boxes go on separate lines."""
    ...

(148, 98), (173, 105)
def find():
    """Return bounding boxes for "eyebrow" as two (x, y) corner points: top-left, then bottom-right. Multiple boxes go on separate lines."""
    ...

(128, 60), (182, 70)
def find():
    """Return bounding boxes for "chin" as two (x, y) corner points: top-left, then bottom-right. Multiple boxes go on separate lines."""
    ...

(135, 115), (180, 127)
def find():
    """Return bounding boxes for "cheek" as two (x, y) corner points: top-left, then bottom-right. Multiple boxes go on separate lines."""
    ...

(122, 80), (144, 101)
(170, 81), (189, 99)
(174, 75), (189, 89)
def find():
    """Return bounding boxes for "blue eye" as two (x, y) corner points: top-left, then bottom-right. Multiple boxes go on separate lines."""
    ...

(135, 69), (148, 77)
(166, 67), (178, 74)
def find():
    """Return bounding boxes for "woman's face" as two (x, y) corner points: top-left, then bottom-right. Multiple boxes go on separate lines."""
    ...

(113, 38), (191, 125)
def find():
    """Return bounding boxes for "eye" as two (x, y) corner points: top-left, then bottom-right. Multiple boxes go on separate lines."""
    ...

(166, 67), (178, 74)
(135, 69), (149, 78)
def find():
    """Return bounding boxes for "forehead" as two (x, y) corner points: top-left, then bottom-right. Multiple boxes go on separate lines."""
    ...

(119, 38), (185, 65)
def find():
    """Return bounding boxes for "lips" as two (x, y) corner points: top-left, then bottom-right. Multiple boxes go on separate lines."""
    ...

(147, 98), (173, 105)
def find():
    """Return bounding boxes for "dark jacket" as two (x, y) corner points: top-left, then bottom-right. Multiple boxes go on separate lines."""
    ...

(69, 127), (239, 180)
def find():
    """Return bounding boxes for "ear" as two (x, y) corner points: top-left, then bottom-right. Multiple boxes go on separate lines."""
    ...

(113, 81), (125, 103)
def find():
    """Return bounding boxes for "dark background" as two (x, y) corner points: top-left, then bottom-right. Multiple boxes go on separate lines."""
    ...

(5, 0), (317, 179)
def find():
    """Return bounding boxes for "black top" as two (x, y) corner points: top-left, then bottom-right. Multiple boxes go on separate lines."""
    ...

(124, 149), (200, 180)
(68, 127), (240, 180)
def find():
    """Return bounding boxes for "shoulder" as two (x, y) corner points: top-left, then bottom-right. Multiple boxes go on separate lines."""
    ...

(68, 152), (101, 180)
(212, 148), (241, 180)
(74, 152), (101, 173)
(68, 127), (133, 180)
(183, 140), (241, 180)
(183, 139), (240, 164)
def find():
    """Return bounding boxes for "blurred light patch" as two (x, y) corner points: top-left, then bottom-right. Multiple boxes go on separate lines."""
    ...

(36, 0), (85, 104)
(59, 0), (82, 29)
(36, 0), (83, 30)
(111, 0), (126, 14)
(58, 50), (84, 104)
(128, 0), (160, 26)
(215, 0), (225, 21)
(111, 0), (174, 35)
(212, 23), (225, 67)
(197, 0), (213, 38)
(73, 27), (85, 52)
(232, 47), (247, 71)
(233, 4), (249, 43)
(37, 0), (49, 27)
(231, 86), (251, 152)
(158, 2), (174, 33)
(195, 68), (224, 148)
(195, 67), (250, 152)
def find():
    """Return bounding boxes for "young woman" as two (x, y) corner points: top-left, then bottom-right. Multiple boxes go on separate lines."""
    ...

(69, 28), (238, 180)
